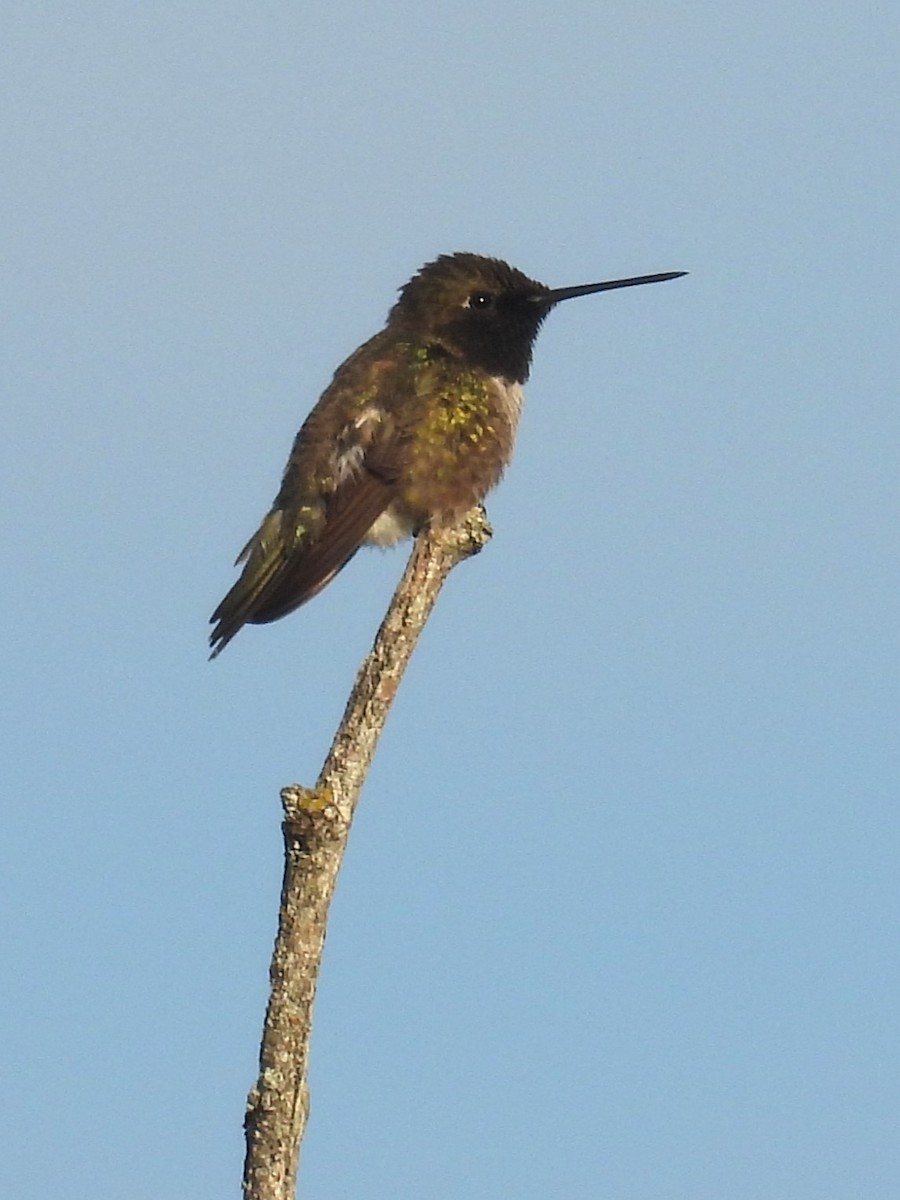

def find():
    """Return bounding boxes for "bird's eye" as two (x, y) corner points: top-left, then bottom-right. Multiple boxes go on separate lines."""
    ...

(466, 291), (494, 310)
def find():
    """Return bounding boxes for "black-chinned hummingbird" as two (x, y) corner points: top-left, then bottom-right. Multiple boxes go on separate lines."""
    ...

(210, 252), (685, 656)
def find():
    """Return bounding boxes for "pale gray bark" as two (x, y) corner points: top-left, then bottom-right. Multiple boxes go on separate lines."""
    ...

(242, 508), (493, 1200)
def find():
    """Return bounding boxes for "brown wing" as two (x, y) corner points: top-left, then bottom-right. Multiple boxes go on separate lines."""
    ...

(208, 467), (395, 657)
(209, 333), (407, 657)
(249, 468), (395, 623)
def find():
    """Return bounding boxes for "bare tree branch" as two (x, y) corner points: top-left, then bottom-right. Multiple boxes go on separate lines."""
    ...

(242, 506), (493, 1200)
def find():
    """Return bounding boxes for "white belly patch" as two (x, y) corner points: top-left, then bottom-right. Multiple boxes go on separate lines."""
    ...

(365, 506), (416, 546)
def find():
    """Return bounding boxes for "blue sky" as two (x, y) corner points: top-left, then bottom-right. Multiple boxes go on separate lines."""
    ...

(4, 4), (899, 1197)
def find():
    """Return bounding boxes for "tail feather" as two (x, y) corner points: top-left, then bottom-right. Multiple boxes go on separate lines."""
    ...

(208, 511), (288, 658)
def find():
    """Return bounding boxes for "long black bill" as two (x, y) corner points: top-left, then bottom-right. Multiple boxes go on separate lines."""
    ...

(544, 270), (687, 305)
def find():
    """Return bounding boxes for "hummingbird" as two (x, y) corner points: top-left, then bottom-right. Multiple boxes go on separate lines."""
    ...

(210, 252), (685, 657)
